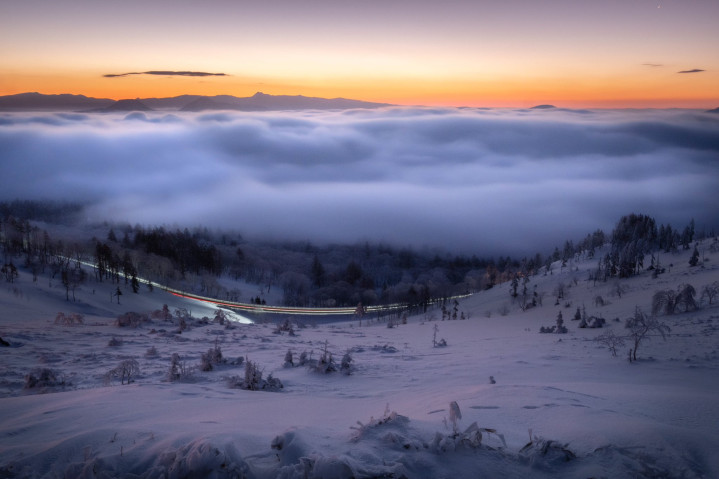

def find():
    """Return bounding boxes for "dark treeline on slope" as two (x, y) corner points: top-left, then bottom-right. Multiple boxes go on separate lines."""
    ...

(0, 201), (713, 309)
(0, 200), (83, 225)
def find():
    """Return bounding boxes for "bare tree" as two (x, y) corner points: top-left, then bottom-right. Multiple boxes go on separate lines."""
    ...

(701, 282), (719, 305)
(625, 307), (670, 362)
(594, 330), (625, 357)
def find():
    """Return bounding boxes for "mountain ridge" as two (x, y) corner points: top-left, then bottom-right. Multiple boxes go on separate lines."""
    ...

(0, 92), (391, 112)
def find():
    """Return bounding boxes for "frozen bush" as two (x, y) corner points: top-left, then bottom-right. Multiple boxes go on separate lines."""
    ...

(228, 357), (283, 391)
(311, 341), (337, 374)
(274, 318), (295, 335)
(298, 350), (309, 366)
(104, 359), (140, 385)
(519, 435), (576, 467)
(150, 304), (172, 320)
(432, 402), (506, 452)
(540, 311), (567, 334)
(145, 346), (159, 358)
(24, 368), (62, 389)
(652, 284), (697, 316)
(432, 324), (447, 347)
(115, 311), (148, 328)
(168, 353), (193, 382)
(107, 337), (123, 347)
(200, 342), (224, 372)
(340, 352), (353, 375)
(283, 349), (294, 368)
(213, 309), (227, 325)
(55, 312), (84, 326)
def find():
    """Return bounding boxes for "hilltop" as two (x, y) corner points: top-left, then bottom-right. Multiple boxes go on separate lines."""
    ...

(1, 211), (718, 477)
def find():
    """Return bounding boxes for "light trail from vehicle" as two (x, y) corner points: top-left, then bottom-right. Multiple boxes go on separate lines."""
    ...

(64, 256), (472, 317)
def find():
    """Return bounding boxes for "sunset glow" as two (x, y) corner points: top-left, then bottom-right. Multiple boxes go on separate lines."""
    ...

(1, 0), (718, 107)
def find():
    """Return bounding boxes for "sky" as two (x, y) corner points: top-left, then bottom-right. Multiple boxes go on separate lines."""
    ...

(1, 107), (717, 256)
(1, 0), (719, 108)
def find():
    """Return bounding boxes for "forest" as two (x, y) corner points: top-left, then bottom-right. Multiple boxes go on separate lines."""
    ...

(0, 200), (708, 311)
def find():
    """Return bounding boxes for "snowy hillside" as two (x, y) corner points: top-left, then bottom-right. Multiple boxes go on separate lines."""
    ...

(1, 241), (718, 478)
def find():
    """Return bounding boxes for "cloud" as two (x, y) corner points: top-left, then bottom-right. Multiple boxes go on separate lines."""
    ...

(677, 69), (705, 74)
(103, 71), (227, 78)
(1, 108), (718, 257)
(643, 63), (663, 67)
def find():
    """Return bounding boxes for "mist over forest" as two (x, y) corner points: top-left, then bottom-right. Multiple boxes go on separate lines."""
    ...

(0, 200), (708, 313)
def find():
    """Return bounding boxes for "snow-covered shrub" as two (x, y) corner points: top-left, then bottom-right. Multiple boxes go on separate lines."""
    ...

(213, 308), (227, 325)
(228, 356), (283, 391)
(652, 284), (697, 316)
(107, 336), (123, 347)
(24, 368), (63, 390)
(448, 400), (462, 434)
(432, 324), (447, 347)
(55, 312), (84, 326)
(540, 312), (567, 333)
(140, 440), (251, 478)
(200, 342), (224, 372)
(555, 311), (568, 333)
(432, 401), (507, 453)
(104, 359), (140, 385)
(168, 353), (193, 382)
(145, 345), (159, 358)
(589, 316), (605, 328)
(431, 422), (507, 453)
(350, 404), (410, 441)
(340, 351), (353, 375)
(519, 435), (576, 468)
(311, 342), (338, 374)
(283, 349), (294, 368)
(150, 304), (172, 320)
(298, 350), (309, 366)
(115, 311), (148, 328)
(274, 318), (295, 335)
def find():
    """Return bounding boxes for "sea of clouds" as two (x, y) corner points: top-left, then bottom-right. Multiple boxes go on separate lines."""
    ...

(1, 106), (717, 256)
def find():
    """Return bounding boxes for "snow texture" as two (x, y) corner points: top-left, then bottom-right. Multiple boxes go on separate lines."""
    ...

(1, 243), (719, 477)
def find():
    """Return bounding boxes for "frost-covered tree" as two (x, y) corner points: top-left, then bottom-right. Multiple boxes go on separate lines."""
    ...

(105, 359), (140, 385)
(625, 307), (670, 361)
(340, 352), (353, 375)
(594, 330), (625, 357)
(283, 349), (294, 368)
(701, 282), (718, 305)
(652, 284), (696, 315)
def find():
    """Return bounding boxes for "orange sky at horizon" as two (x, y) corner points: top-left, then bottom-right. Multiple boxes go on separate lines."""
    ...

(1, 0), (718, 109)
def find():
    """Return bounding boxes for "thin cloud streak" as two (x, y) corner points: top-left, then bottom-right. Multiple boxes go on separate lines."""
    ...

(677, 69), (705, 74)
(103, 71), (228, 78)
(1, 107), (717, 256)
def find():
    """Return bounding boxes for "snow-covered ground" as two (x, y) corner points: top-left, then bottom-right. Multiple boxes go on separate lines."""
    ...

(1, 243), (718, 478)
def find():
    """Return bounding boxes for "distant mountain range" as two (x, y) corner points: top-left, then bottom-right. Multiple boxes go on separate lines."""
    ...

(0, 92), (391, 112)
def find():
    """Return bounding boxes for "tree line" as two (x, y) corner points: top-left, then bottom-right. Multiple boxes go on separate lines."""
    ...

(0, 201), (713, 308)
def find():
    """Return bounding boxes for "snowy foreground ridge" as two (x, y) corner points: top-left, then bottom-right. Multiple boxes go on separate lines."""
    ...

(1, 244), (719, 478)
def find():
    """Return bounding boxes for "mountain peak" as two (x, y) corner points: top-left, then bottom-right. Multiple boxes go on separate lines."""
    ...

(94, 98), (153, 112)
